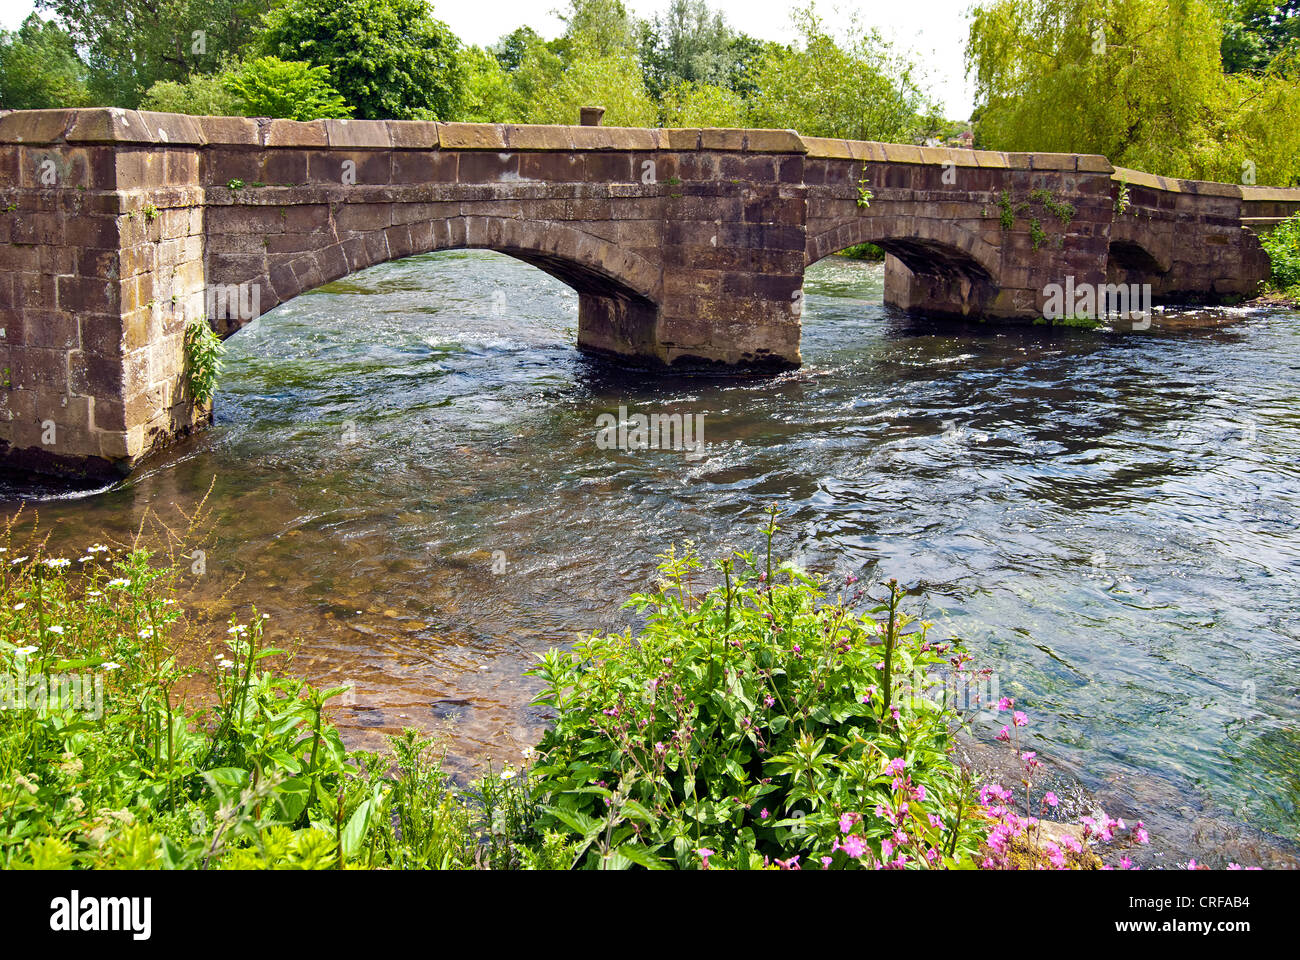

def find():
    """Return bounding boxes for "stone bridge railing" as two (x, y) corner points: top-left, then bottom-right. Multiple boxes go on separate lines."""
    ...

(1, 108), (1298, 480)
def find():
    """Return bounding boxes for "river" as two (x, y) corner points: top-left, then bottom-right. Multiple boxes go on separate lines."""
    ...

(4, 250), (1298, 866)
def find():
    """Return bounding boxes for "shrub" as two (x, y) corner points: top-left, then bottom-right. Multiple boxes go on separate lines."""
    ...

(527, 507), (988, 869)
(1260, 211), (1300, 297)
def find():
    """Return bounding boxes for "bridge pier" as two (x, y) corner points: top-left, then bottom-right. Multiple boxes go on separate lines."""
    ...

(0, 109), (1295, 481)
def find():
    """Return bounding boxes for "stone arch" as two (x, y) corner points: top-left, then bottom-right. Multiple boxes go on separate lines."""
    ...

(1106, 238), (1172, 278)
(209, 213), (663, 338)
(804, 216), (1001, 283)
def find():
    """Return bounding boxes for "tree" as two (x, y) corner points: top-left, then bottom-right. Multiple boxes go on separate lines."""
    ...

(638, 0), (737, 99)
(660, 80), (748, 127)
(555, 0), (638, 59)
(967, 0), (1300, 183)
(141, 74), (238, 116)
(37, 0), (272, 107)
(1221, 0), (1299, 73)
(222, 57), (352, 120)
(460, 46), (523, 122)
(260, 0), (463, 120)
(0, 14), (91, 109)
(746, 5), (937, 142)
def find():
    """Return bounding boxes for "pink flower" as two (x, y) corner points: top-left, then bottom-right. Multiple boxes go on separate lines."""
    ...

(1012, 711), (1028, 727)
(835, 834), (867, 859)
(764, 695), (775, 708)
(880, 838), (893, 859)
(821, 856), (833, 869)
(997, 697), (1014, 711)
(885, 757), (907, 776)
(1133, 822), (1149, 845)
(1043, 791), (1059, 808)
(838, 812), (858, 834)
(760, 808), (769, 819)
(995, 726), (1010, 742)
(698, 848), (715, 869)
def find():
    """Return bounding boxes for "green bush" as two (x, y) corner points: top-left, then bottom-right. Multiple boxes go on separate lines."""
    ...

(1260, 211), (1300, 297)
(527, 508), (986, 869)
(837, 242), (886, 261)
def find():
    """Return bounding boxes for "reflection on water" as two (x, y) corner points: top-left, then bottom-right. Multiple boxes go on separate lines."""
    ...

(4, 250), (1299, 865)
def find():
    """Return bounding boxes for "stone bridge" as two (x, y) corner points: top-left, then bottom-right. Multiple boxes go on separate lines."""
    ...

(1, 107), (1298, 480)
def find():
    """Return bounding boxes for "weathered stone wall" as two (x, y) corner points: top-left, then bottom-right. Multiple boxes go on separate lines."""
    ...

(1, 108), (1293, 480)
(1108, 167), (1284, 300)
(803, 139), (1117, 319)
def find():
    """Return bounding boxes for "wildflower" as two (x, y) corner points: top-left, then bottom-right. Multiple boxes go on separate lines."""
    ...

(995, 726), (1010, 742)
(835, 834), (867, 859)
(839, 812), (858, 834)
(138, 628), (155, 639)
(879, 837), (893, 860)
(68, 796), (85, 814)
(14, 646), (38, 657)
(101, 662), (121, 671)
(12, 602), (25, 610)
(43, 558), (71, 569)
(522, 746), (536, 761)
(821, 856), (833, 869)
(764, 695), (775, 708)
(760, 808), (769, 819)
(10, 556), (30, 565)
(46, 625), (64, 635)
(1133, 822), (1149, 845)
(1043, 791), (1059, 808)
(14, 774), (39, 794)
(1012, 711), (1028, 727)
(884, 757), (906, 776)
(106, 578), (129, 588)
(698, 848), (715, 869)
(997, 697), (1014, 711)
(774, 855), (800, 870)
(862, 685), (876, 704)
(1119, 856), (1133, 870)
(1043, 842), (1066, 869)
(500, 768), (518, 781)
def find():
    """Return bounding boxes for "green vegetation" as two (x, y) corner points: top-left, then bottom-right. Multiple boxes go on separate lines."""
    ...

(183, 319), (225, 405)
(968, 0), (1300, 185)
(0, 13), (90, 108)
(1260, 212), (1300, 297)
(259, 0), (461, 120)
(8, 0), (1294, 186)
(1, 510), (1159, 869)
(527, 513), (985, 869)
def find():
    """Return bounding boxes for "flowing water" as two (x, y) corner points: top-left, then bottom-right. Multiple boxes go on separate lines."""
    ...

(4, 250), (1299, 866)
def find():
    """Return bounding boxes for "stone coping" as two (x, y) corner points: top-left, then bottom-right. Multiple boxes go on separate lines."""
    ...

(1109, 165), (1286, 198)
(1241, 185), (1300, 202)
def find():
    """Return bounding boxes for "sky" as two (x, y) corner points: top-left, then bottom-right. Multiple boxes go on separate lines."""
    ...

(0, 0), (979, 118)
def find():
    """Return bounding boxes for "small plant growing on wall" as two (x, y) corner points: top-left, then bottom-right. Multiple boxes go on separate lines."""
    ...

(857, 162), (873, 208)
(184, 319), (225, 404)
(1114, 179), (1131, 216)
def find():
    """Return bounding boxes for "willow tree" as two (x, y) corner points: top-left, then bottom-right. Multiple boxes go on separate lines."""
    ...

(967, 0), (1300, 184)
